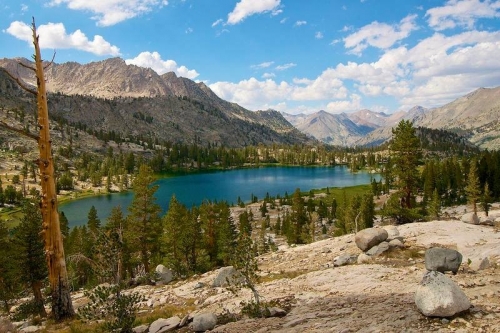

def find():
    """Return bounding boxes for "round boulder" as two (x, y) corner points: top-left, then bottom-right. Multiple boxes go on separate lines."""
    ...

(355, 227), (388, 252)
(425, 248), (462, 274)
(155, 264), (173, 285)
(415, 271), (470, 317)
(192, 313), (217, 332)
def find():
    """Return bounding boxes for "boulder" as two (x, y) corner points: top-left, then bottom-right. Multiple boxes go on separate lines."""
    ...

(425, 248), (462, 274)
(355, 228), (388, 252)
(384, 226), (400, 241)
(333, 254), (358, 267)
(155, 264), (173, 285)
(469, 257), (490, 271)
(415, 271), (471, 317)
(357, 253), (372, 264)
(461, 212), (479, 225)
(479, 218), (494, 226)
(149, 316), (181, 333)
(366, 241), (390, 257)
(212, 266), (242, 287)
(268, 307), (287, 317)
(192, 313), (217, 332)
(389, 239), (405, 249)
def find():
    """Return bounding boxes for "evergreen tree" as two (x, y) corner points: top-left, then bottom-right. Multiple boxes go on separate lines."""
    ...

(388, 120), (421, 223)
(481, 183), (492, 216)
(465, 159), (481, 215)
(13, 200), (48, 317)
(126, 164), (162, 274)
(87, 205), (101, 234)
(162, 195), (190, 276)
(0, 220), (22, 312)
(428, 188), (441, 220)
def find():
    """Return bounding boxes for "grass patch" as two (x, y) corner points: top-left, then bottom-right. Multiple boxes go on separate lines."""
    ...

(0, 206), (24, 229)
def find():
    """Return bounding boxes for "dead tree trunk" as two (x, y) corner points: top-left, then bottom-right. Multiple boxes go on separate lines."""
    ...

(29, 18), (74, 320)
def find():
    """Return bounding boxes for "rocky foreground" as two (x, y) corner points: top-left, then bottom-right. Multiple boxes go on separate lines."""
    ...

(8, 207), (500, 333)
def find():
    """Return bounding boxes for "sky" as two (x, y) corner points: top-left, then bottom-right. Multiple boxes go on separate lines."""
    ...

(1, 0), (500, 115)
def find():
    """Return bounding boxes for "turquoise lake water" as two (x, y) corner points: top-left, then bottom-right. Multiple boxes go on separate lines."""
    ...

(60, 165), (378, 227)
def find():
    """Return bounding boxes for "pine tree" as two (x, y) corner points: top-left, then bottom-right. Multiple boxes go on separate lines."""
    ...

(13, 200), (48, 317)
(126, 164), (162, 274)
(87, 205), (101, 234)
(428, 188), (441, 220)
(465, 159), (481, 215)
(481, 183), (492, 216)
(0, 220), (22, 312)
(162, 195), (189, 275)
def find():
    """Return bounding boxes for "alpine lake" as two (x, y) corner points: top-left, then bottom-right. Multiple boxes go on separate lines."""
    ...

(60, 165), (379, 227)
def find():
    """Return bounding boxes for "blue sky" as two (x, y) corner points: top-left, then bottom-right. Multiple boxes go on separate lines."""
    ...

(1, 0), (500, 115)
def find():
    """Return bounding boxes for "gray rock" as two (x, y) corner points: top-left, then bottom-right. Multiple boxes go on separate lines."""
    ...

(415, 271), (471, 317)
(425, 248), (462, 274)
(389, 238), (405, 249)
(354, 227), (388, 251)
(193, 282), (205, 289)
(155, 264), (173, 285)
(469, 257), (490, 271)
(20, 326), (42, 333)
(333, 254), (358, 267)
(357, 253), (372, 264)
(212, 266), (242, 287)
(462, 212), (479, 225)
(268, 307), (287, 317)
(384, 226), (400, 241)
(192, 313), (217, 332)
(366, 241), (390, 257)
(479, 218), (494, 226)
(133, 324), (149, 333)
(149, 316), (181, 333)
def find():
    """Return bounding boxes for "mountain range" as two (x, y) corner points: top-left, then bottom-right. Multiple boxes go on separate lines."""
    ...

(0, 57), (311, 148)
(284, 90), (500, 149)
(1, 57), (499, 149)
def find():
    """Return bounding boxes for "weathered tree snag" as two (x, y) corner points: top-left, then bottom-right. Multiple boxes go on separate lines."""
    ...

(30, 18), (74, 320)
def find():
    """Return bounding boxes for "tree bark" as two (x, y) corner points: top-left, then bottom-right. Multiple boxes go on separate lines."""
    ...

(31, 18), (75, 320)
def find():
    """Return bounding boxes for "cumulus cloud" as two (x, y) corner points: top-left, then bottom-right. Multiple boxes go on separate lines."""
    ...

(48, 0), (169, 26)
(344, 14), (418, 55)
(262, 72), (275, 78)
(315, 31), (324, 39)
(5, 21), (120, 56)
(426, 0), (500, 31)
(227, 0), (281, 25)
(326, 94), (362, 113)
(125, 51), (199, 79)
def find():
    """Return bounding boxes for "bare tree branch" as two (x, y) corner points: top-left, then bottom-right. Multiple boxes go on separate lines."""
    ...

(3, 69), (37, 96)
(0, 120), (39, 141)
(44, 51), (57, 70)
(18, 62), (36, 72)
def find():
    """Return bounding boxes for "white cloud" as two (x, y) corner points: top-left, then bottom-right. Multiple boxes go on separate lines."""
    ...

(344, 14), (418, 55)
(125, 51), (199, 79)
(21, 4), (28, 11)
(294, 20), (307, 27)
(276, 63), (296, 71)
(48, 0), (169, 26)
(326, 94), (362, 113)
(212, 18), (223, 27)
(6, 21), (120, 56)
(426, 0), (500, 31)
(251, 61), (274, 69)
(227, 0), (281, 25)
(280, 17), (287, 24)
(185, 27), (193, 34)
(315, 31), (324, 39)
(262, 72), (275, 78)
